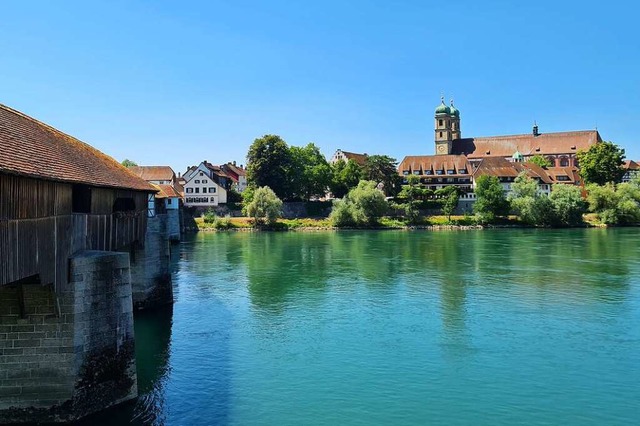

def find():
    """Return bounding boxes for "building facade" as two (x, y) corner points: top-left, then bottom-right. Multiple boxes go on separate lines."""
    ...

(182, 161), (228, 207)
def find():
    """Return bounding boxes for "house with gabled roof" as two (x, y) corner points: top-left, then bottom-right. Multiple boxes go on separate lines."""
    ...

(182, 161), (228, 207)
(221, 161), (248, 192)
(128, 165), (176, 185)
(622, 160), (640, 183)
(330, 149), (368, 166)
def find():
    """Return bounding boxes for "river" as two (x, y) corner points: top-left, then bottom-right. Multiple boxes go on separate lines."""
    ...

(86, 229), (640, 425)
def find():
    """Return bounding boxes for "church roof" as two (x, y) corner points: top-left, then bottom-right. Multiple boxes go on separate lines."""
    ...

(398, 155), (471, 176)
(0, 103), (154, 192)
(451, 130), (601, 158)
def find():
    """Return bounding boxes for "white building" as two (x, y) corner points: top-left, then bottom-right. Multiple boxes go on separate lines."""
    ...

(183, 161), (229, 207)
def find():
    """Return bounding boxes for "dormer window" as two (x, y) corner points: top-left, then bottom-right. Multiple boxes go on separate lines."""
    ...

(413, 170), (421, 175)
(459, 169), (467, 174)
(436, 170), (444, 175)
(535, 147), (541, 152)
(403, 170), (410, 175)
(425, 170), (433, 175)
(447, 169), (455, 175)
(571, 145), (576, 150)
(485, 150), (491, 155)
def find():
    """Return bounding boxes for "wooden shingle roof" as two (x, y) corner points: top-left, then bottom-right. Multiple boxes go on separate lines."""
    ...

(0, 104), (154, 192)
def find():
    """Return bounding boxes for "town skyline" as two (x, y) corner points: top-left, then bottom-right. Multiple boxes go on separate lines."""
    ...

(2, 1), (638, 174)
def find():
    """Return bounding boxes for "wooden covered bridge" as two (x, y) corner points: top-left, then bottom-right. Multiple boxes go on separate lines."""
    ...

(0, 103), (169, 423)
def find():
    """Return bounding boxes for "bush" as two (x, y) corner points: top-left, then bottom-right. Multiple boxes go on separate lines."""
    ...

(212, 215), (233, 230)
(245, 186), (283, 226)
(329, 180), (388, 227)
(203, 209), (217, 224)
(549, 184), (586, 226)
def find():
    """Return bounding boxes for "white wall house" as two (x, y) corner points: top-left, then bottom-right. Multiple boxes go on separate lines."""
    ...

(183, 162), (228, 207)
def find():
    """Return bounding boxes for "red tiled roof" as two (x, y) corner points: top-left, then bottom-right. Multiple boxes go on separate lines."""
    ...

(152, 184), (181, 198)
(545, 167), (581, 184)
(398, 155), (471, 176)
(341, 151), (368, 166)
(0, 104), (154, 192)
(473, 157), (553, 184)
(128, 166), (176, 182)
(623, 160), (640, 170)
(451, 130), (601, 158)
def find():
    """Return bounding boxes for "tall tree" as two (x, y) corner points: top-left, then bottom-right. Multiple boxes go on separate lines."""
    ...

(121, 159), (137, 167)
(576, 141), (626, 185)
(289, 143), (332, 200)
(329, 159), (362, 198)
(362, 155), (402, 196)
(473, 175), (510, 223)
(246, 135), (294, 200)
(436, 186), (460, 222)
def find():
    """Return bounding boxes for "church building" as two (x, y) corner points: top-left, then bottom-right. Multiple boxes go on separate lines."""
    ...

(398, 97), (600, 192)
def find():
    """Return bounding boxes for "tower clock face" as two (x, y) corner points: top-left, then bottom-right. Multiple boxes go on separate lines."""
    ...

(437, 144), (445, 153)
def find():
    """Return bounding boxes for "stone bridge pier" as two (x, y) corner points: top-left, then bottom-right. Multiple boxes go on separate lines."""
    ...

(0, 251), (137, 423)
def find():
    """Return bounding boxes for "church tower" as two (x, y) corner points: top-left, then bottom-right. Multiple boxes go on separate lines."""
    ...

(434, 97), (454, 155)
(449, 99), (461, 140)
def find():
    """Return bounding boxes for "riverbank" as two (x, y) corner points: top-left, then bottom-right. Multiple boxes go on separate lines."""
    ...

(185, 213), (628, 232)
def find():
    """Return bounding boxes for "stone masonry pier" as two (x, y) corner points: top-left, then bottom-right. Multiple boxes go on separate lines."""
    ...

(0, 251), (137, 423)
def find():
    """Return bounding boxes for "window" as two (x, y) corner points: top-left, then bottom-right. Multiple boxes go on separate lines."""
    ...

(72, 184), (91, 213)
(210, 197), (216, 202)
(403, 170), (410, 175)
(209, 187), (216, 193)
(113, 198), (135, 213)
(199, 172), (204, 176)
(168, 199), (172, 205)
(439, 132), (443, 138)
(459, 169), (467, 174)
(436, 170), (444, 175)
(202, 180), (208, 183)
(413, 171), (421, 175)
(560, 157), (569, 167)
(195, 180), (200, 184)
(447, 169), (455, 175)
(186, 188), (193, 193)
(439, 119), (443, 126)
(557, 176), (570, 181)
(425, 170), (432, 175)
(159, 181), (165, 184)
(195, 188), (200, 193)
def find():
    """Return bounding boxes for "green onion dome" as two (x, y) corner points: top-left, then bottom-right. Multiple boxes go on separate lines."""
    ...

(449, 101), (459, 117)
(435, 97), (450, 115)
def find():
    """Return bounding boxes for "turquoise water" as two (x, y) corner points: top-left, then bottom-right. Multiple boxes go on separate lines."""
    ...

(96, 229), (640, 425)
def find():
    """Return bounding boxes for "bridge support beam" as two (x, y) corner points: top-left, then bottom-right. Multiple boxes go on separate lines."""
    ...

(0, 251), (137, 423)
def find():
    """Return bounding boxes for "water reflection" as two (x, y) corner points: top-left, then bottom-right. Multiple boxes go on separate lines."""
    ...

(100, 228), (640, 425)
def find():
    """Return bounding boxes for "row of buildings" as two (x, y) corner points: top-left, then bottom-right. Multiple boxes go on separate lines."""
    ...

(333, 97), (639, 203)
(128, 160), (247, 210)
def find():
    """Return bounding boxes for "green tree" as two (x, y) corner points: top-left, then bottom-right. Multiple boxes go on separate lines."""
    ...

(289, 143), (332, 200)
(121, 159), (137, 167)
(436, 186), (460, 222)
(362, 155), (402, 196)
(246, 135), (295, 200)
(329, 159), (362, 198)
(586, 182), (640, 225)
(527, 155), (552, 168)
(508, 172), (558, 226)
(398, 175), (425, 224)
(576, 141), (626, 185)
(473, 175), (509, 223)
(549, 184), (586, 226)
(245, 186), (283, 226)
(329, 180), (388, 226)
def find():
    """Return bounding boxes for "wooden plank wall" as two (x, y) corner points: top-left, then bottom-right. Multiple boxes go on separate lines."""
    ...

(1, 173), (150, 289)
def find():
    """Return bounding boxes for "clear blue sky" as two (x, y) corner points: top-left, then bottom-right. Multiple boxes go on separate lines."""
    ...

(2, 0), (638, 174)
